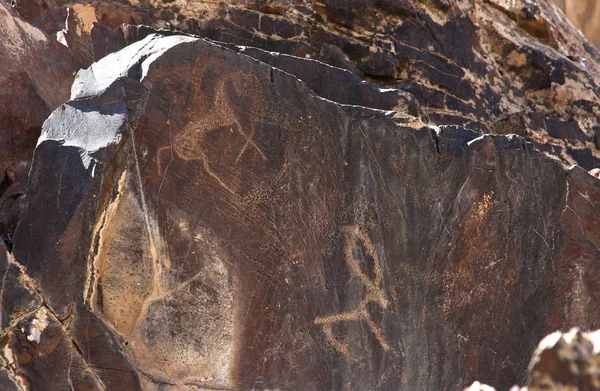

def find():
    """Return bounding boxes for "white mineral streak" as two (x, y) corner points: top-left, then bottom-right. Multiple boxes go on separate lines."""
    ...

(27, 308), (49, 344)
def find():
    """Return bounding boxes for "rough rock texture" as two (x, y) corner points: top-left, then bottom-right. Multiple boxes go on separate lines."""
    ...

(527, 328), (600, 391)
(0, 0), (599, 390)
(0, 0), (89, 165)
(0, 31), (597, 390)
(0, 0), (92, 247)
(12, 0), (600, 172)
(463, 328), (600, 391)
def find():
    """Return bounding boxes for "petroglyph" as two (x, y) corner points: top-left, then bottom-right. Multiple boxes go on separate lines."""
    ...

(314, 226), (390, 357)
(172, 68), (268, 194)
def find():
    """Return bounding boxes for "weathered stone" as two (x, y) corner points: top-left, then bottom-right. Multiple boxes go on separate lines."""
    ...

(18, 0), (600, 170)
(527, 328), (600, 390)
(0, 225), (140, 390)
(90, 23), (420, 115)
(0, 244), (41, 333)
(8, 31), (600, 391)
(5, 307), (104, 390)
(0, 0), (93, 248)
(1, 0), (599, 390)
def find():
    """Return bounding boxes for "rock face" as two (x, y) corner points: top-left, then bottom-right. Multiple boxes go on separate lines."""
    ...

(0, 0), (599, 390)
(0, 0), (92, 247)
(0, 30), (597, 390)
(14, 0), (600, 171)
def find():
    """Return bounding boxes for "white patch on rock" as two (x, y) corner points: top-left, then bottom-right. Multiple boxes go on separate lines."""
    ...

(26, 308), (49, 344)
(56, 30), (69, 47)
(464, 381), (497, 391)
(37, 103), (127, 169)
(71, 34), (198, 100)
(587, 329), (600, 354)
(536, 330), (562, 352)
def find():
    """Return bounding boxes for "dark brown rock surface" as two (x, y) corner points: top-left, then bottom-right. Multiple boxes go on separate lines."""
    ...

(14, 0), (600, 170)
(0, 0), (599, 390)
(2, 31), (597, 391)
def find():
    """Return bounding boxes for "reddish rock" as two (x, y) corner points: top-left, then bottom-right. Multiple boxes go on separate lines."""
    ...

(469, 328), (600, 391)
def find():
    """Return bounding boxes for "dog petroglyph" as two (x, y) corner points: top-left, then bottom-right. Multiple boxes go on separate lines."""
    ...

(314, 226), (390, 358)
(172, 69), (268, 194)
